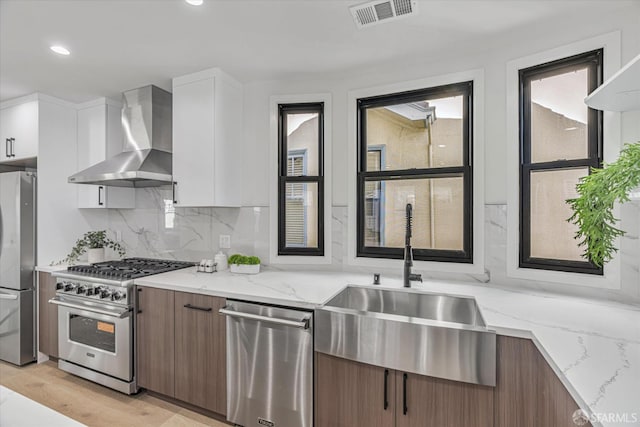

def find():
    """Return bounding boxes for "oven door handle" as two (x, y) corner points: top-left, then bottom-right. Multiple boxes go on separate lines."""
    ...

(49, 297), (131, 319)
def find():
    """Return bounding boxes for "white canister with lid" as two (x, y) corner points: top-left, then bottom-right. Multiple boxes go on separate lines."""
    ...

(214, 251), (228, 271)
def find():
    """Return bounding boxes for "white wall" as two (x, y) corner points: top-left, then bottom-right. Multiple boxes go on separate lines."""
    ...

(239, 6), (640, 303)
(241, 7), (639, 206)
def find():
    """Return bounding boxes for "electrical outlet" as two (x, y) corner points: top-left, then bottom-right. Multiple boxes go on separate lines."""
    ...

(219, 235), (231, 249)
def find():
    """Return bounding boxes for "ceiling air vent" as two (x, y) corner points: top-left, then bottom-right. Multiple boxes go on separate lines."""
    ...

(350, 0), (418, 28)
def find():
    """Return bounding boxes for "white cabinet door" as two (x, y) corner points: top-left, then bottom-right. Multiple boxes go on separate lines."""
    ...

(172, 69), (242, 207)
(76, 101), (134, 209)
(172, 77), (216, 207)
(78, 185), (105, 208)
(77, 104), (107, 208)
(0, 107), (9, 159)
(78, 185), (134, 209)
(0, 101), (38, 162)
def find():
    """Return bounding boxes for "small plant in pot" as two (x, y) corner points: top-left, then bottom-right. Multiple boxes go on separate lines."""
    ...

(568, 142), (640, 267)
(228, 254), (261, 274)
(57, 230), (126, 265)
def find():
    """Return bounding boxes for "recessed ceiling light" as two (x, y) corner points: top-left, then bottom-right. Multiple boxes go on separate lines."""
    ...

(185, 0), (203, 5)
(50, 45), (70, 56)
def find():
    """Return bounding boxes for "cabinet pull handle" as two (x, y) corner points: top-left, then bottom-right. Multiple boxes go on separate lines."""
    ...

(136, 288), (142, 314)
(172, 181), (178, 204)
(98, 186), (104, 206)
(10, 138), (15, 157)
(184, 303), (212, 312)
(403, 373), (408, 415)
(5, 138), (9, 158)
(383, 369), (389, 410)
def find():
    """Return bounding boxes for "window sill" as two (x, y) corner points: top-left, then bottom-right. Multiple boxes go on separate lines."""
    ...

(347, 255), (485, 275)
(506, 259), (621, 290)
(270, 254), (333, 265)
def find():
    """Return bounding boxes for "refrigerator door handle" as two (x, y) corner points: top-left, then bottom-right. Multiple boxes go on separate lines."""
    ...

(0, 292), (18, 300)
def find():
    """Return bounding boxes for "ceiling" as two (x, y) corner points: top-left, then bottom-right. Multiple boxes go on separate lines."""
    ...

(0, 0), (636, 103)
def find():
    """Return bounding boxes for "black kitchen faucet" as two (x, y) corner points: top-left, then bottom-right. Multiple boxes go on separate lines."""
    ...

(404, 203), (423, 287)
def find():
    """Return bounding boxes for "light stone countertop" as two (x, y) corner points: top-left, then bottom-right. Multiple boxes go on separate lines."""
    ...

(0, 386), (86, 427)
(133, 267), (637, 427)
(35, 265), (68, 273)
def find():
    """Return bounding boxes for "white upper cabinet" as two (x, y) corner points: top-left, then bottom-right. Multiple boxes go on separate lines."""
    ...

(172, 68), (243, 207)
(0, 99), (39, 162)
(76, 99), (135, 208)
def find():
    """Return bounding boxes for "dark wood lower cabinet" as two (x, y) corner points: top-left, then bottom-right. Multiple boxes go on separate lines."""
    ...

(396, 371), (494, 427)
(494, 335), (591, 427)
(135, 287), (227, 417)
(38, 272), (58, 358)
(317, 336), (591, 427)
(316, 352), (394, 427)
(174, 292), (227, 415)
(315, 353), (492, 427)
(136, 286), (175, 397)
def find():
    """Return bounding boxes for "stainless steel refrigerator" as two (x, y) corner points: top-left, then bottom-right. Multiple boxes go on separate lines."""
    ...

(0, 171), (36, 365)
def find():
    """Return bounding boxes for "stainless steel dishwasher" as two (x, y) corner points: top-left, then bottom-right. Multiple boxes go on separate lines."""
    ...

(220, 300), (313, 427)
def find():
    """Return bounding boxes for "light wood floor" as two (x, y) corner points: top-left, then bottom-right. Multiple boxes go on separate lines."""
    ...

(0, 360), (229, 427)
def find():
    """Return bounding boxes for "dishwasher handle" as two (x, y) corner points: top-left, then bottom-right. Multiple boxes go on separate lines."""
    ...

(219, 306), (310, 329)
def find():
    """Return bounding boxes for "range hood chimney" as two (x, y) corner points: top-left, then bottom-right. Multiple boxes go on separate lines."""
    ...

(68, 85), (173, 188)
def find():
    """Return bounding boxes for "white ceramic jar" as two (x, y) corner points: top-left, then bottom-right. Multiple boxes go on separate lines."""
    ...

(215, 251), (228, 271)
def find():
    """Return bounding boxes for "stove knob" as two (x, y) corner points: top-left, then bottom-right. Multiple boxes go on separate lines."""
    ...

(85, 287), (95, 296)
(56, 282), (64, 290)
(64, 283), (76, 292)
(76, 286), (86, 294)
(112, 292), (124, 301)
(100, 290), (112, 299)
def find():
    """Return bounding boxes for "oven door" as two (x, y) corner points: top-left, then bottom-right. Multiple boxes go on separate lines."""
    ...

(53, 296), (132, 381)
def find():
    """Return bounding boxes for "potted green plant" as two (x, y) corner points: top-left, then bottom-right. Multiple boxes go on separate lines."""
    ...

(58, 230), (126, 265)
(228, 254), (261, 274)
(568, 142), (640, 267)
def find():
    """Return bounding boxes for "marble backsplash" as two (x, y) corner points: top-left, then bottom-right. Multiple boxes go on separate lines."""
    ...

(106, 188), (640, 304)
(107, 187), (269, 262)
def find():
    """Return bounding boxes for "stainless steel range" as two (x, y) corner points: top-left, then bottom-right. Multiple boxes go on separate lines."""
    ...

(50, 258), (193, 394)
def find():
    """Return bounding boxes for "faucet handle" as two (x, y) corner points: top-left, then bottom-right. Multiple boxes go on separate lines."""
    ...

(409, 273), (423, 283)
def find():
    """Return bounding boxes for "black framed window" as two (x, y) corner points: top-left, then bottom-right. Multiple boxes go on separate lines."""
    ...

(357, 82), (473, 263)
(278, 103), (324, 256)
(519, 49), (603, 274)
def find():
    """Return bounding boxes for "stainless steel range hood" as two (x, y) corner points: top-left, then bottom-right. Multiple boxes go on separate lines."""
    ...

(68, 85), (173, 188)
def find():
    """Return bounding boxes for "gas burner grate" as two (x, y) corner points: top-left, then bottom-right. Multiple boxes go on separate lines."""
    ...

(67, 258), (195, 280)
